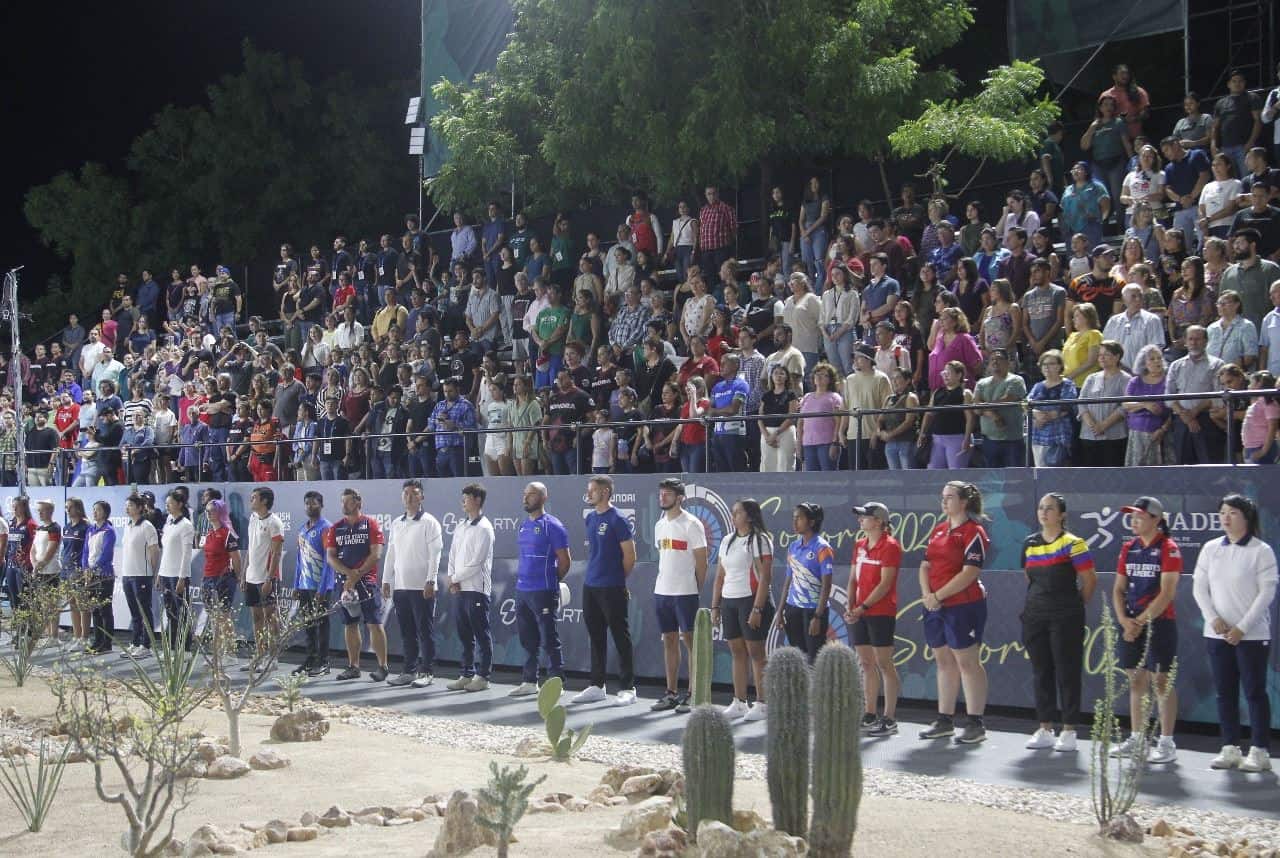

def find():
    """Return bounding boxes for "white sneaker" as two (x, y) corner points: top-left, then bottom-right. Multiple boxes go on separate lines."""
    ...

(1025, 728), (1056, 750)
(508, 682), (539, 697)
(722, 699), (750, 720)
(1109, 734), (1147, 758)
(572, 685), (607, 704)
(119, 645), (137, 659)
(742, 702), (768, 722)
(1239, 746), (1273, 773)
(1053, 730), (1077, 752)
(411, 673), (435, 688)
(1147, 736), (1177, 764)
(614, 688), (637, 707)
(1211, 744), (1243, 769)
(464, 676), (489, 692)
(133, 647), (152, 661)
(446, 676), (470, 691)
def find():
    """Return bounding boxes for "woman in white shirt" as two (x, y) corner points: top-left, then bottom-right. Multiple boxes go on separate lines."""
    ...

(820, 263), (862, 376)
(1119, 145), (1167, 228)
(709, 499), (774, 722)
(995, 190), (1040, 250)
(157, 491), (196, 651)
(1199, 153), (1244, 240)
(1193, 493), (1278, 773)
(480, 374), (514, 476)
(668, 200), (699, 284)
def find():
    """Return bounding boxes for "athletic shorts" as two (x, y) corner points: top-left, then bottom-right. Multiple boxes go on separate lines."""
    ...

(851, 615), (895, 648)
(923, 599), (987, 650)
(338, 580), (384, 627)
(720, 596), (772, 642)
(244, 581), (276, 607)
(202, 574), (238, 612)
(654, 593), (700, 634)
(1117, 616), (1177, 673)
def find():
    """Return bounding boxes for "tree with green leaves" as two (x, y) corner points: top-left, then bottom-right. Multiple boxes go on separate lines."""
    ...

(428, 0), (975, 213)
(23, 41), (410, 340)
(889, 60), (1061, 198)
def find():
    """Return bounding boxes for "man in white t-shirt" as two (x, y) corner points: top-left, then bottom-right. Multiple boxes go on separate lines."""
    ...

(244, 486), (285, 667)
(650, 478), (708, 714)
(120, 493), (160, 660)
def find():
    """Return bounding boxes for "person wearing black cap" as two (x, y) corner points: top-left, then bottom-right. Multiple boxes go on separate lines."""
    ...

(650, 478), (708, 714)
(1021, 494), (1097, 752)
(1111, 495), (1182, 764)
(847, 502), (903, 736)
(95, 405), (124, 486)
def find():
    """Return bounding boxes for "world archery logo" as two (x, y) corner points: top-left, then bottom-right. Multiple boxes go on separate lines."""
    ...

(681, 483), (732, 563)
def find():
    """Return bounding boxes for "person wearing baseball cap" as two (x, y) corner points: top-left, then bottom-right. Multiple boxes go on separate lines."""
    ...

(1111, 495), (1182, 764)
(650, 477), (708, 714)
(846, 502), (903, 736)
(1066, 240), (1120, 328)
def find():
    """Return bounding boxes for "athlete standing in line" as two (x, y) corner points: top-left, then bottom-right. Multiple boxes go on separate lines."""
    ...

(325, 488), (389, 682)
(650, 478), (708, 715)
(573, 475), (638, 706)
(711, 498), (774, 722)
(293, 491), (335, 677)
(774, 503), (833, 663)
(509, 482), (571, 697)
(846, 501), (903, 736)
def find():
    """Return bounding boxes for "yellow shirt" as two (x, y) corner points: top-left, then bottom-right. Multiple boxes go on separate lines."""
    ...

(372, 305), (408, 342)
(1062, 329), (1102, 387)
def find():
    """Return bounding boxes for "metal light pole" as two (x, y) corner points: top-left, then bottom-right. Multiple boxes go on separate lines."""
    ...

(4, 267), (25, 494)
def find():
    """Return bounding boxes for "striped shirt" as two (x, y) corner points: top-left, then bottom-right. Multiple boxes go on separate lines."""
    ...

(1021, 531), (1094, 612)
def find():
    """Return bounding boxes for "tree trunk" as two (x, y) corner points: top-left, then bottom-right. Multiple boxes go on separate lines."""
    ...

(226, 705), (241, 758)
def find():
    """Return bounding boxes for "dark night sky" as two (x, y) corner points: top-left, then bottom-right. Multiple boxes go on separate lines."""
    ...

(0, 0), (421, 301)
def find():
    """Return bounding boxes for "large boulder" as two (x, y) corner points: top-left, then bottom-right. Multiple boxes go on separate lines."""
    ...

(270, 709), (329, 743)
(249, 749), (290, 771)
(1101, 814), (1145, 844)
(601, 764), (655, 792)
(638, 828), (690, 857)
(603, 796), (673, 849)
(741, 829), (808, 856)
(620, 773), (665, 797)
(696, 821), (744, 858)
(205, 756), (250, 780)
(317, 806), (352, 828)
(182, 824), (240, 856)
(426, 790), (500, 856)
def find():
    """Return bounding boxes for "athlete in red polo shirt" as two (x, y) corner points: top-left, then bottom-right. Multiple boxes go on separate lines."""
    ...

(917, 481), (991, 744)
(846, 502), (903, 737)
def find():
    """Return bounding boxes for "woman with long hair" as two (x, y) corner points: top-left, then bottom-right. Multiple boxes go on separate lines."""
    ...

(1080, 96), (1133, 224)
(509, 375), (543, 476)
(1120, 145), (1166, 229)
(978, 278), (1023, 366)
(1194, 493), (1277, 773)
(893, 300), (928, 392)
(847, 501), (904, 735)
(927, 307), (982, 390)
(996, 189), (1041, 249)
(820, 263), (861, 376)
(643, 381), (683, 473)
(1021, 493), (1098, 753)
(950, 257), (989, 329)
(758, 365), (798, 473)
(482, 374), (516, 476)
(798, 362), (844, 471)
(673, 375), (710, 473)
(913, 253), (945, 338)
(1199, 152), (1243, 240)
(1167, 256), (1215, 356)
(800, 176), (833, 292)
(1062, 302), (1103, 386)
(1, 496), (36, 630)
(157, 490), (195, 651)
(918, 481), (991, 744)
(1241, 370), (1280, 464)
(82, 500), (116, 655)
(291, 401), (320, 481)
(711, 499), (775, 721)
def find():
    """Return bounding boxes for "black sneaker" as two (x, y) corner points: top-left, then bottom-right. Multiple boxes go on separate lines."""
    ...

(867, 717), (899, 737)
(336, 666), (361, 681)
(955, 717), (987, 745)
(650, 691), (679, 712)
(369, 666), (389, 683)
(308, 662), (331, 677)
(919, 716), (955, 740)
(674, 691), (692, 714)
(291, 661), (312, 676)
(860, 713), (879, 731)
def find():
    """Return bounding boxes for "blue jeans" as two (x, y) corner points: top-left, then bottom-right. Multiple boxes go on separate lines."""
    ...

(370, 450), (403, 479)
(534, 353), (563, 390)
(711, 433), (746, 472)
(1207, 638), (1271, 751)
(982, 438), (1025, 468)
(679, 444), (706, 473)
(318, 459), (343, 481)
(779, 240), (794, 277)
(411, 444), (434, 477)
(435, 445), (466, 478)
(392, 589), (436, 675)
(122, 576), (155, 649)
(674, 246), (694, 284)
(803, 442), (837, 471)
(207, 426), (229, 481)
(1171, 207), (1201, 255)
(454, 591), (492, 678)
(884, 440), (914, 469)
(1223, 145), (1249, 183)
(2, 566), (22, 617)
(801, 228), (829, 293)
(823, 330), (855, 377)
(515, 589), (563, 684)
(801, 352), (820, 389)
(214, 312), (236, 334)
(549, 447), (577, 475)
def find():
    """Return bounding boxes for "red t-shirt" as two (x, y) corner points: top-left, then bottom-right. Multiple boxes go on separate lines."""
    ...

(924, 519), (988, 607)
(55, 404), (80, 449)
(333, 284), (356, 311)
(202, 527), (240, 578)
(678, 398), (709, 445)
(854, 534), (903, 617)
(1116, 533), (1181, 620)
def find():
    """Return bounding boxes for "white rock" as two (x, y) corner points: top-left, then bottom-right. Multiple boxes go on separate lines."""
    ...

(205, 756), (250, 780)
(621, 773), (665, 796)
(604, 796), (673, 848)
(248, 749), (290, 770)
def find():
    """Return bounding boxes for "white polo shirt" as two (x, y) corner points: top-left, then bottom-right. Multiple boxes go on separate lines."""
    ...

(245, 512), (285, 585)
(158, 515), (195, 579)
(654, 509), (708, 596)
(717, 531), (772, 599)
(1193, 534), (1279, 642)
(119, 518), (158, 578)
(382, 510), (443, 591)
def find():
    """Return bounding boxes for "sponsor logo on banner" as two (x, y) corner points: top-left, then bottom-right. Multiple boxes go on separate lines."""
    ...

(681, 483), (732, 562)
(498, 597), (582, 626)
(1081, 504), (1221, 552)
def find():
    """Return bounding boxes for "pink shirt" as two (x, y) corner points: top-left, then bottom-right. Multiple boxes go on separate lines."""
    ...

(927, 332), (982, 390)
(1242, 399), (1280, 450)
(799, 391), (844, 446)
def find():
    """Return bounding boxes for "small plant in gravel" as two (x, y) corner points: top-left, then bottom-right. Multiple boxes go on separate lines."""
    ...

(0, 736), (70, 832)
(536, 676), (591, 761)
(273, 670), (309, 713)
(1, 579), (73, 687)
(1090, 606), (1178, 836)
(477, 761), (546, 858)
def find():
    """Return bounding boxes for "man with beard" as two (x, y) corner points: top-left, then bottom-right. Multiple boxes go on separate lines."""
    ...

(650, 478), (708, 715)
(1218, 228), (1280, 327)
(508, 482), (571, 698)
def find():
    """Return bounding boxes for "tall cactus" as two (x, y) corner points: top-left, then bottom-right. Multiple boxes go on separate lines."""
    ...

(691, 607), (713, 706)
(764, 646), (811, 837)
(682, 706), (734, 840)
(808, 642), (864, 858)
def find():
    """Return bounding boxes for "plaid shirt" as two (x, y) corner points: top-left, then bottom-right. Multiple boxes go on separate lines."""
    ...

(698, 201), (737, 250)
(738, 351), (766, 412)
(427, 396), (477, 448)
(1028, 378), (1078, 448)
(608, 303), (652, 349)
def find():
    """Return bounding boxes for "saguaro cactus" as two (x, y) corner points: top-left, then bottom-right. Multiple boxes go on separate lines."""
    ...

(808, 642), (864, 858)
(691, 607), (713, 706)
(682, 705), (734, 840)
(764, 646), (811, 837)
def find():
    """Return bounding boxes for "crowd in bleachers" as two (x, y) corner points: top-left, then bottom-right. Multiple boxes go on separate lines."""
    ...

(11, 63), (1280, 486)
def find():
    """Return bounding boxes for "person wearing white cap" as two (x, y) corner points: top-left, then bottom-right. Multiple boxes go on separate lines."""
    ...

(846, 502), (903, 736)
(1111, 495), (1182, 764)
(1194, 493), (1277, 773)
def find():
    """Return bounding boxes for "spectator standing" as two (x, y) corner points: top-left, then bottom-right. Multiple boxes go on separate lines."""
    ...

(1162, 137), (1213, 252)
(920, 360), (976, 470)
(1212, 69), (1263, 178)
(1219, 229), (1280, 327)
(698, 186), (737, 291)
(1174, 92), (1213, 151)
(1078, 341), (1132, 467)
(1207, 290), (1259, 369)
(1167, 326), (1226, 464)
(972, 349), (1027, 467)
(480, 201), (507, 290)
(1027, 350), (1078, 466)
(1103, 284), (1167, 372)
(838, 345), (891, 469)
(427, 378), (477, 479)
(449, 212), (477, 269)
(1101, 64), (1150, 139)
(783, 272), (823, 379)
(1230, 184), (1280, 260)
(799, 177), (832, 292)
(797, 362), (844, 471)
